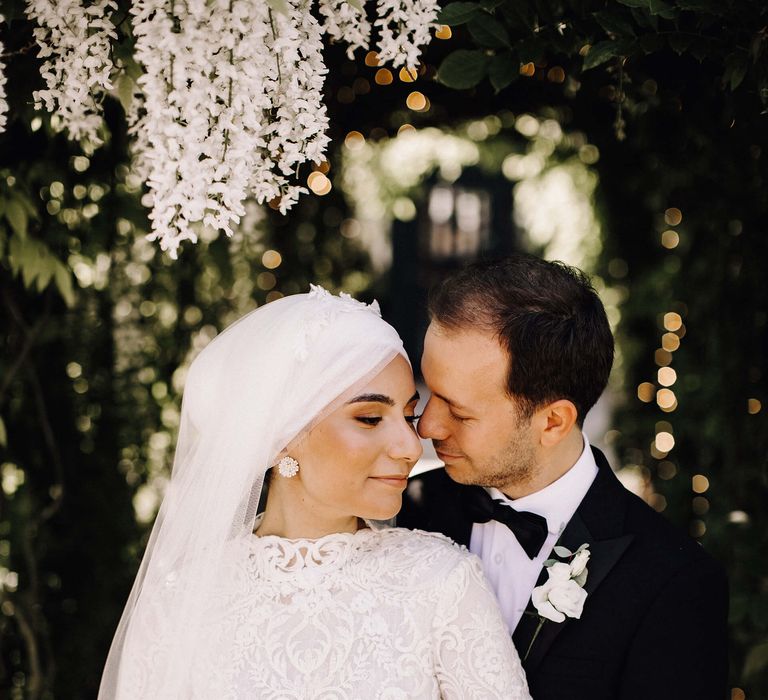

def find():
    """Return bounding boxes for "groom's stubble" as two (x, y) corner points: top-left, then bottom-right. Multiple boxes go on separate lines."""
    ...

(441, 410), (539, 497)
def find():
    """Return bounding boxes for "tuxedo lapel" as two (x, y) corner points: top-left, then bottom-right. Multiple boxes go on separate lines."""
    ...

(512, 447), (635, 672)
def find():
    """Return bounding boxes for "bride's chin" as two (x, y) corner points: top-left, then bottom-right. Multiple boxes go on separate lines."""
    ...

(358, 496), (402, 522)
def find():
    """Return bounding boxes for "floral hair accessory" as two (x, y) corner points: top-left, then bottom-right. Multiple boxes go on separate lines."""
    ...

(294, 285), (382, 360)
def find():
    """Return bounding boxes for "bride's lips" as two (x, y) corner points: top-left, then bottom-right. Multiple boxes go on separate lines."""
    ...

(369, 475), (409, 488)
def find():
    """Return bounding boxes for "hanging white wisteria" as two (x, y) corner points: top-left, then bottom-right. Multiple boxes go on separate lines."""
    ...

(24, 0), (117, 145)
(0, 15), (7, 134)
(19, 0), (439, 257)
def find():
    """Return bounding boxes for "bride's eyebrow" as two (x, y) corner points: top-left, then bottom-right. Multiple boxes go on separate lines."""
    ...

(347, 391), (420, 406)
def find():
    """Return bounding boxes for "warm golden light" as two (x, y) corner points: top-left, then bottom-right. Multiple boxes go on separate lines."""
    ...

(344, 131), (365, 150)
(256, 271), (276, 290)
(731, 689), (746, 700)
(748, 398), (762, 414)
(655, 431), (675, 453)
(654, 348), (672, 366)
(693, 496), (710, 515)
(657, 367), (677, 387)
(661, 230), (679, 249)
(308, 172), (332, 195)
(692, 474), (710, 493)
(547, 66), (565, 83)
(690, 520), (706, 538)
(262, 250), (282, 269)
(315, 160), (331, 174)
(637, 382), (655, 402)
(375, 68), (393, 85)
(664, 207), (683, 225)
(397, 124), (416, 135)
(663, 312), (683, 331)
(656, 388), (677, 410)
(520, 62), (535, 77)
(365, 51), (379, 67)
(399, 67), (418, 83)
(661, 332), (681, 352)
(406, 91), (427, 111)
(435, 25), (452, 39)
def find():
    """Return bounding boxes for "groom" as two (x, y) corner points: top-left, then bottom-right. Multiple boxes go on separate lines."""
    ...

(398, 254), (728, 699)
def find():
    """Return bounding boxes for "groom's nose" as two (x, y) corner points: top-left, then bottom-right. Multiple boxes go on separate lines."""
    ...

(417, 397), (450, 441)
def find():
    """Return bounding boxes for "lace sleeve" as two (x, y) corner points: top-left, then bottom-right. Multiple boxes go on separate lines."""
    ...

(432, 554), (531, 700)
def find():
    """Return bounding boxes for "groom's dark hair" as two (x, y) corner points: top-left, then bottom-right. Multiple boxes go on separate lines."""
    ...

(427, 254), (614, 426)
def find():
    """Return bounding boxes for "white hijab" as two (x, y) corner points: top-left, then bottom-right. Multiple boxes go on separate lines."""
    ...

(99, 286), (408, 698)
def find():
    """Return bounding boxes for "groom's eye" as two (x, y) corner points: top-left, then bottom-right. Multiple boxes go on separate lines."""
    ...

(449, 410), (470, 422)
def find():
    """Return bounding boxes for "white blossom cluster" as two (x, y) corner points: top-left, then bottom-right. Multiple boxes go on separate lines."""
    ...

(17, 0), (438, 256)
(318, 0), (371, 59)
(0, 15), (8, 134)
(130, 0), (330, 257)
(24, 0), (117, 145)
(375, 0), (439, 71)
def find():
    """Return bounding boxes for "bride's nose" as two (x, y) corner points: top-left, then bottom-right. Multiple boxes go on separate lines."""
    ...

(388, 418), (423, 464)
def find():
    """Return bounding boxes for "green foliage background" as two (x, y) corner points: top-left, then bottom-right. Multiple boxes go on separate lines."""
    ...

(1, 0), (767, 697)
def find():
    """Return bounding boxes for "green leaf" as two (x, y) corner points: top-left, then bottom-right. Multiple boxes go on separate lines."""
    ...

(542, 558), (557, 567)
(616, 0), (650, 8)
(489, 52), (518, 92)
(8, 233), (23, 275)
(649, 0), (677, 18)
(115, 73), (135, 116)
(437, 50), (489, 89)
(0, 416), (6, 448)
(593, 9), (636, 37)
(5, 199), (28, 240)
(437, 2), (480, 26)
(467, 13), (510, 49)
(583, 40), (620, 70)
(54, 261), (76, 308)
(743, 642), (768, 679)
(345, 0), (364, 12)
(265, 0), (289, 16)
(479, 0), (504, 9)
(20, 239), (45, 289)
(630, 6), (658, 30)
(725, 52), (749, 91)
(574, 570), (588, 587)
(553, 545), (573, 558)
(35, 256), (56, 293)
(0, 197), (5, 218)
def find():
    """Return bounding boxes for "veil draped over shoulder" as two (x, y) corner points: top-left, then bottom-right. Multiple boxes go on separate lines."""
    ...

(99, 286), (407, 699)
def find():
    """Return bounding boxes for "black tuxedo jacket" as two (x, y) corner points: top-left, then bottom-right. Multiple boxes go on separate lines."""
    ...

(398, 447), (729, 700)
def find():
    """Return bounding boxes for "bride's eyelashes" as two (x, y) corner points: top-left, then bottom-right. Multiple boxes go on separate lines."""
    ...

(354, 414), (422, 427)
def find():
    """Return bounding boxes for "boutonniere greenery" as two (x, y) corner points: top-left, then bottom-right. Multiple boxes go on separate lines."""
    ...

(523, 543), (590, 661)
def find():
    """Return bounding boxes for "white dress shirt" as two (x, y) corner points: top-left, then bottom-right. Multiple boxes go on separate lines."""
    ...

(469, 434), (599, 634)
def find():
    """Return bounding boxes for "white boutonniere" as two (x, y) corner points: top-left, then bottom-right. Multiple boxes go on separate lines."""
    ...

(524, 544), (590, 660)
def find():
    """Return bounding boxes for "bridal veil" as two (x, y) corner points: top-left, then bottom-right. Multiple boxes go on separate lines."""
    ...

(99, 287), (407, 698)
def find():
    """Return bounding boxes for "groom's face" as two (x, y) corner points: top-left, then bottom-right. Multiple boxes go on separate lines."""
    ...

(418, 322), (537, 496)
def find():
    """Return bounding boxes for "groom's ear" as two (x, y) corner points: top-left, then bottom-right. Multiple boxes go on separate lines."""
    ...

(538, 400), (579, 447)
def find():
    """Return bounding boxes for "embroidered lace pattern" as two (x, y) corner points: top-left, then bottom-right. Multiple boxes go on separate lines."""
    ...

(120, 528), (531, 699)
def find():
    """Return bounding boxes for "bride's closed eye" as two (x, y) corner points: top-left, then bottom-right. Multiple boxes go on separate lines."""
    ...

(355, 415), (421, 427)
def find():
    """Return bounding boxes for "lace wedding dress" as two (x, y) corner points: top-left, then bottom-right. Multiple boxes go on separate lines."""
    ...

(120, 527), (531, 699)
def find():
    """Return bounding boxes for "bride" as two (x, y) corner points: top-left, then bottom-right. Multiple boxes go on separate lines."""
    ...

(99, 286), (531, 699)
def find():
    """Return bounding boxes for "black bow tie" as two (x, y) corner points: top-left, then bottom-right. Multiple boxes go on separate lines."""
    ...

(461, 486), (549, 560)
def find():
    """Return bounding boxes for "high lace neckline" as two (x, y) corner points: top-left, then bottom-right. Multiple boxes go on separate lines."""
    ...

(249, 526), (377, 575)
